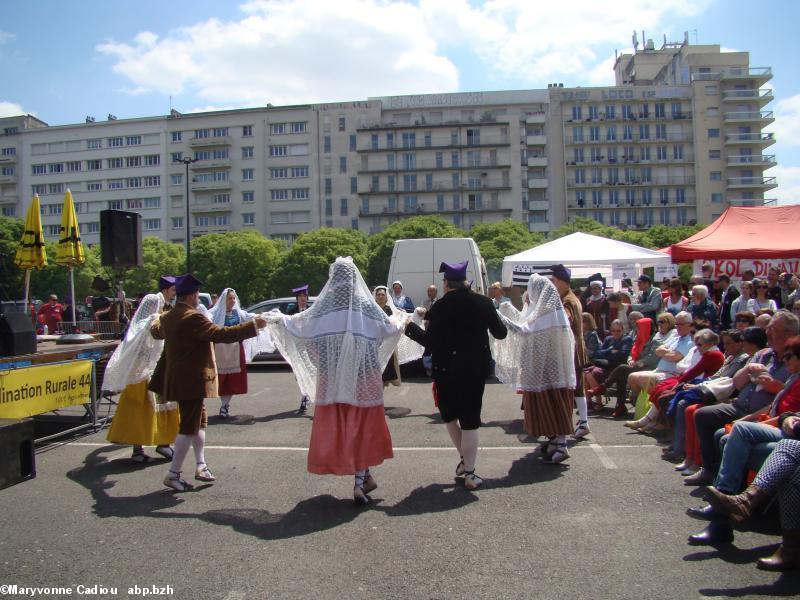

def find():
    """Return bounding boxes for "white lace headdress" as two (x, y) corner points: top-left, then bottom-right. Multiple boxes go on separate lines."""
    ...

(209, 287), (275, 363)
(102, 293), (164, 393)
(374, 285), (425, 365)
(266, 257), (404, 407)
(493, 274), (576, 393)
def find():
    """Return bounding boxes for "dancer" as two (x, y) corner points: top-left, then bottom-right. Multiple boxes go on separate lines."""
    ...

(266, 258), (406, 505)
(103, 293), (179, 462)
(495, 274), (576, 463)
(404, 260), (507, 490)
(288, 284), (312, 414)
(209, 288), (274, 418)
(151, 274), (268, 492)
(548, 264), (590, 439)
(374, 286), (401, 386)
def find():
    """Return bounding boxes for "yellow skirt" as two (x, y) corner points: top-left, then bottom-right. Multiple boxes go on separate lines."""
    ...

(106, 380), (179, 446)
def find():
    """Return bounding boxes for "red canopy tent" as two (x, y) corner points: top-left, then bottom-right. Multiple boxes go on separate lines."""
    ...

(664, 206), (800, 262)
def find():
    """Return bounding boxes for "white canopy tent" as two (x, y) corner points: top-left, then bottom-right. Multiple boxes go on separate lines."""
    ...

(502, 232), (672, 287)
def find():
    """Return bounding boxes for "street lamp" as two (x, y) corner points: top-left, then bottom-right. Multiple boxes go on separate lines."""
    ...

(174, 156), (197, 272)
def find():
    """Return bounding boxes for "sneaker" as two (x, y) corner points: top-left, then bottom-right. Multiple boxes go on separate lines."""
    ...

(573, 421), (591, 439)
(163, 472), (194, 492)
(219, 405), (230, 419)
(464, 470), (483, 490)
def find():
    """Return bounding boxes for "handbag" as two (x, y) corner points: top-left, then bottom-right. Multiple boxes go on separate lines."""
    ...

(697, 377), (735, 402)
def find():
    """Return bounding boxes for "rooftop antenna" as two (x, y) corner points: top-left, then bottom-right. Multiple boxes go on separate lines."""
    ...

(169, 95), (172, 113)
(632, 30), (639, 51)
(691, 29), (698, 44)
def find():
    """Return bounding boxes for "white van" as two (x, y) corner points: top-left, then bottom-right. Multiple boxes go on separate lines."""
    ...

(387, 238), (488, 306)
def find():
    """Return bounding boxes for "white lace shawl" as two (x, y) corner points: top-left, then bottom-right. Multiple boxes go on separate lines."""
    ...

(493, 274), (576, 393)
(209, 287), (275, 372)
(102, 294), (164, 393)
(266, 257), (405, 407)
(374, 286), (425, 365)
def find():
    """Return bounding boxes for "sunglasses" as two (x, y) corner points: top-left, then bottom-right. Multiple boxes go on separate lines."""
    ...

(657, 319), (669, 324)
(757, 285), (769, 289)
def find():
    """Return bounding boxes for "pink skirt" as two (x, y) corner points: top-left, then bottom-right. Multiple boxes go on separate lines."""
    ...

(218, 344), (248, 396)
(307, 404), (394, 475)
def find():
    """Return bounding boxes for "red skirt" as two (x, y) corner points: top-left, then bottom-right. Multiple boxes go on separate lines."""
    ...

(218, 343), (248, 396)
(307, 403), (394, 475)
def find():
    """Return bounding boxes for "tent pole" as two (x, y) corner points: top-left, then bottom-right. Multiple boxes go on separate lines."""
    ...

(23, 269), (31, 315)
(69, 265), (77, 329)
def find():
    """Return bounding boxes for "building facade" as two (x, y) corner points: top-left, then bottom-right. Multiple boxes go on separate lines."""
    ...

(0, 39), (775, 246)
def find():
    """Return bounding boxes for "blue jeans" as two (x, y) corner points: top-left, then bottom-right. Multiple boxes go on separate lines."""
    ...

(714, 421), (783, 493)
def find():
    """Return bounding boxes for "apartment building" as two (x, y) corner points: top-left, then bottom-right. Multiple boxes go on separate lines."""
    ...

(0, 38), (775, 245)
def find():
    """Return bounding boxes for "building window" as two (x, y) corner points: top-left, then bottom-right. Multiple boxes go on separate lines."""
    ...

(711, 193), (724, 203)
(242, 191), (254, 203)
(144, 197), (160, 209)
(324, 178), (332, 194)
(108, 180), (123, 190)
(212, 128), (228, 137)
(673, 145), (684, 160)
(66, 161), (82, 172)
(676, 189), (686, 204)
(195, 216), (210, 227)
(292, 188), (309, 200)
(323, 136), (331, 153)
(127, 178), (141, 189)
(710, 171), (722, 181)
(172, 217), (184, 229)
(49, 183), (65, 194)
(1, 207), (15, 217)
(270, 123), (287, 135)
(709, 150), (721, 160)
(108, 137), (123, 147)
(32, 164), (46, 175)
(108, 157), (123, 169)
(339, 156), (347, 173)
(126, 135), (141, 146)
(705, 85), (718, 95)
(87, 159), (102, 171)
(338, 116), (346, 131)
(87, 182), (102, 192)
(213, 193), (230, 204)
(708, 129), (720, 139)
(144, 154), (160, 166)
(571, 106), (582, 121)
(291, 121), (307, 134)
(48, 163), (64, 173)
(87, 139), (102, 149)
(107, 200), (122, 210)
(170, 174), (183, 185)
(270, 145), (287, 157)
(349, 134), (357, 152)
(291, 166), (308, 178)
(243, 213), (255, 225)
(242, 168), (254, 180)
(126, 156), (142, 168)
(325, 198), (332, 217)
(127, 198), (143, 209)
(195, 129), (210, 139)
(242, 125), (253, 137)
(340, 197), (348, 215)
(144, 175), (160, 187)
(271, 190), (289, 200)
(402, 132), (416, 149)
(144, 218), (161, 231)
(171, 152), (183, 163)
(242, 146), (254, 159)
(171, 131), (182, 142)
(350, 177), (357, 194)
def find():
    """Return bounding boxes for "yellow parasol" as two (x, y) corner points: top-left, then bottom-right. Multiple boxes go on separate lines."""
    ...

(55, 189), (85, 327)
(14, 194), (48, 314)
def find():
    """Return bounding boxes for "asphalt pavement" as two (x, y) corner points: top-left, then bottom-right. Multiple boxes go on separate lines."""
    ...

(1, 365), (798, 600)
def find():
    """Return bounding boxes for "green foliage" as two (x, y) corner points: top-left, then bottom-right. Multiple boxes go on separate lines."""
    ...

(0, 216), (25, 299)
(121, 237), (186, 296)
(644, 224), (705, 249)
(470, 219), (544, 282)
(366, 216), (465, 286)
(549, 217), (704, 252)
(270, 228), (369, 298)
(191, 230), (282, 307)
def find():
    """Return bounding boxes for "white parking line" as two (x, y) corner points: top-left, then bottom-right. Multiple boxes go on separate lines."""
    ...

(69, 442), (656, 452)
(223, 592), (246, 600)
(589, 442), (619, 469)
(249, 387), (272, 397)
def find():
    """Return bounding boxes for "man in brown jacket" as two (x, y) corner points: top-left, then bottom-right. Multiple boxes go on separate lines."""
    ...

(151, 273), (266, 491)
(549, 264), (591, 440)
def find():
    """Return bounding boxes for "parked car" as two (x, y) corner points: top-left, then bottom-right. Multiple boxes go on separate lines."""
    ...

(243, 296), (316, 363)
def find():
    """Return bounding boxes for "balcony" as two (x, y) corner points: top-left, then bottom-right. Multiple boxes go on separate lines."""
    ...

(528, 177), (548, 189)
(526, 113), (546, 124)
(0, 155), (17, 164)
(358, 158), (510, 174)
(727, 199), (773, 207)
(359, 202), (512, 219)
(357, 119), (510, 132)
(189, 136), (233, 148)
(190, 159), (232, 170)
(190, 202), (233, 213)
(358, 135), (511, 153)
(725, 132), (775, 147)
(527, 156), (547, 168)
(726, 154), (776, 168)
(527, 200), (549, 211)
(190, 179), (233, 191)
(722, 89), (773, 105)
(0, 175), (18, 184)
(526, 135), (546, 146)
(724, 111), (774, 125)
(721, 67), (772, 85)
(727, 176), (778, 190)
(528, 221), (550, 233)
(0, 195), (18, 204)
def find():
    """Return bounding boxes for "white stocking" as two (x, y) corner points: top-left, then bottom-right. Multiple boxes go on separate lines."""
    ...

(575, 396), (588, 423)
(461, 429), (479, 472)
(445, 420), (463, 457)
(193, 428), (206, 467)
(220, 395), (232, 409)
(169, 434), (192, 476)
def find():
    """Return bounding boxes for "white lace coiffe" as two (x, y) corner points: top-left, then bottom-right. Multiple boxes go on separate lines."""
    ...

(208, 287), (275, 372)
(493, 274), (576, 393)
(266, 257), (405, 407)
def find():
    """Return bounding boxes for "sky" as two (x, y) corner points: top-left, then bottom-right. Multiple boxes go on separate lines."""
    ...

(2, 0), (798, 203)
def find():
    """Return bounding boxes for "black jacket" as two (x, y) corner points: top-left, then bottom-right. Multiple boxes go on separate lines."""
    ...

(405, 287), (507, 380)
(719, 285), (740, 330)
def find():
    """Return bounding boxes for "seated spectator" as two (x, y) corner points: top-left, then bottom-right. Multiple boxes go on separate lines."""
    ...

(607, 292), (630, 333)
(734, 311), (756, 330)
(730, 280), (755, 318)
(38, 294), (64, 334)
(756, 312), (773, 330)
(625, 311), (694, 414)
(689, 420), (800, 564)
(683, 310), (799, 486)
(582, 313), (602, 357)
(583, 319), (632, 411)
(689, 285), (719, 331)
(792, 299), (800, 319)
(663, 277), (689, 316)
(749, 278), (778, 313)
(588, 315), (671, 417)
(633, 329), (725, 434)
(583, 281), (609, 338)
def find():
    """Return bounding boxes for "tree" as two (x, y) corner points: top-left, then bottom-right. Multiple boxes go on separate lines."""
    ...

(0, 216), (25, 299)
(191, 230), (282, 307)
(121, 237), (186, 296)
(270, 228), (369, 297)
(470, 219), (544, 282)
(366, 216), (465, 286)
(643, 224), (704, 250)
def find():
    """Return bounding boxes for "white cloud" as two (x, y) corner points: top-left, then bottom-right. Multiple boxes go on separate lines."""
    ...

(0, 31), (15, 44)
(0, 100), (29, 117)
(773, 165), (800, 205)
(772, 93), (800, 148)
(96, 0), (459, 105)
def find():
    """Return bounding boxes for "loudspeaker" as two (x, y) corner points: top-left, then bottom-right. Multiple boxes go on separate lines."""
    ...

(100, 210), (142, 268)
(0, 419), (36, 490)
(0, 312), (36, 357)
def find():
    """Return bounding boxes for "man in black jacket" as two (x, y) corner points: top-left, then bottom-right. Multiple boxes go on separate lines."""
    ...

(716, 274), (740, 331)
(405, 260), (507, 490)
